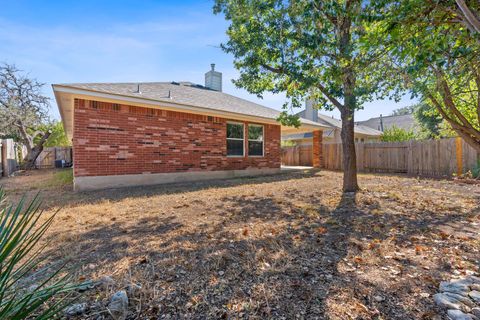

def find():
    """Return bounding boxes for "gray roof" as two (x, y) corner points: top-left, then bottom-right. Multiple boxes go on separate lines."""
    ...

(54, 82), (325, 128)
(357, 114), (418, 132)
(297, 110), (382, 136)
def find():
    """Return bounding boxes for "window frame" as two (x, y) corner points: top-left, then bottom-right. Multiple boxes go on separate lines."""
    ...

(226, 121), (245, 157)
(248, 124), (264, 157)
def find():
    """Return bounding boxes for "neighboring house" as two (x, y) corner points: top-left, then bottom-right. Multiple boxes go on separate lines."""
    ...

(357, 114), (418, 132)
(53, 64), (328, 191)
(282, 100), (382, 145)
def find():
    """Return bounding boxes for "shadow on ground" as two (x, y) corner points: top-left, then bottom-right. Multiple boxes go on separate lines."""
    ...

(38, 180), (480, 319)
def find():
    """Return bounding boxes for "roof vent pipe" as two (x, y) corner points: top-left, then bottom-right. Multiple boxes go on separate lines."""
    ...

(134, 84), (141, 94)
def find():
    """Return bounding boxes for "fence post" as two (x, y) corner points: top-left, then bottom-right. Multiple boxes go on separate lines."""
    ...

(406, 141), (412, 175)
(1, 140), (7, 177)
(312, 130), (323, 168)
(356, 143), (365, 172)
(455, 137), (463, 176)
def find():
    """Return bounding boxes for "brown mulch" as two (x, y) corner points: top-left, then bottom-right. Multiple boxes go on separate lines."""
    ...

(1, 169), (479, 319)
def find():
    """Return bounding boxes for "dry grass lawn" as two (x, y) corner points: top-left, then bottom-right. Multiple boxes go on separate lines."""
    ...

(1, 169), (479, 319)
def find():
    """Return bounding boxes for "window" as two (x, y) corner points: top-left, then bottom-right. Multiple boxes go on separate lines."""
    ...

(227, 122), (244, 156)
(248, 124), (264, 156)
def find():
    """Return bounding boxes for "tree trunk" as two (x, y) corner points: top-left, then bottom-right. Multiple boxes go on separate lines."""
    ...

(336, 4), (359, 192)
(22, 131), (51, 169)
(340, 106), (359, 192)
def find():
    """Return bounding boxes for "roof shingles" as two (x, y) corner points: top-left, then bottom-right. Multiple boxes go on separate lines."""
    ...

(55, 82), (325, 128)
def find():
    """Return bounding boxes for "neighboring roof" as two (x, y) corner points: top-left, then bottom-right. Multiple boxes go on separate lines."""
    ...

(53, 81), (327, 130)
(282, 129), (381, 141)
(357, 114), (418, 132)
(297, 109), (383, 137)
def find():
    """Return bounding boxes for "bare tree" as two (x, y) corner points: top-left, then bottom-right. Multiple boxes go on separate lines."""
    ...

(0, 64), (51, 168)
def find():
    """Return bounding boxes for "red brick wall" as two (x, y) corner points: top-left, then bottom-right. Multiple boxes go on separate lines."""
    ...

(312, 130), (323, 168)
(73, 99), (281, 177)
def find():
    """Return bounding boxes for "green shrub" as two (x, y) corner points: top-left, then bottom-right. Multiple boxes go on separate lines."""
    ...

(281, 140), (297, 147)
(0, 188), (78, 319)
(381, 125), (418, 142)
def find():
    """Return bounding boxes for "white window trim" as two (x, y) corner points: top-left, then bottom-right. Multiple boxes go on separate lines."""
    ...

(226, 121), (245, 157)
(248, 124), (264, 157)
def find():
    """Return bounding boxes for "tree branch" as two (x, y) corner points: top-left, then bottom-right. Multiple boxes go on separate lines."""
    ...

(261, 63), (345, 110)
(317, 83), (344, 110)
(260, 64), (284, 74)
(435, 68), (476, 129)
(455, 0), (480, 35)
(428, 92), (480, 151)
(472, 63), (480, 124)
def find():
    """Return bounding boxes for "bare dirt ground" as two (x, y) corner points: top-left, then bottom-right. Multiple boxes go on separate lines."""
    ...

(1, 169), (479, 319)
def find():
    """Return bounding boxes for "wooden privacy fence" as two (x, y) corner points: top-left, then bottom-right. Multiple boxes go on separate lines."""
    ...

(35, 147), (72, 169)
(282, 145), (313, 166)
(322, 137), (478, 177)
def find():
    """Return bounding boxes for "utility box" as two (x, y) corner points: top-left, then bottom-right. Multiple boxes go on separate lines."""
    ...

(55, 159), (66, 168)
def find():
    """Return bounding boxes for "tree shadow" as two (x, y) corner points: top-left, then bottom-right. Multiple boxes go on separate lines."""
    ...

(36, 169), (324, 209)
(39, 182), (479, 319)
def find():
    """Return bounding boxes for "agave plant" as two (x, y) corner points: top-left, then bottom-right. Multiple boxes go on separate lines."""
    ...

(0, 187), (78, 319)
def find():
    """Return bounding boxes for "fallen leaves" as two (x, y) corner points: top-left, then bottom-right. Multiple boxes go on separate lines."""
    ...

(316, 226), (328, 234)
(3, 169), (480, 319)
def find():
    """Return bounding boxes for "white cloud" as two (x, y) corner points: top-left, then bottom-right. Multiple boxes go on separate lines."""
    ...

(0, 14), (415, 122)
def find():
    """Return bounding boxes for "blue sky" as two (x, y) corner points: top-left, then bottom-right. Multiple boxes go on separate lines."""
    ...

(0, 0), (415, 121)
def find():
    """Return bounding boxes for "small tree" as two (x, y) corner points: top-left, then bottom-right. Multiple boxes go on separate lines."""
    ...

(381, 125), (417, 142)
(413, 102), (446, 139)
(36, 121), (71, 148)
(0, 64), (52, 169)
(214, 0), (399, 192)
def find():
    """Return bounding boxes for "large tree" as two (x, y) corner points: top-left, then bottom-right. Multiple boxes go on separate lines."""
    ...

(0, 64), (52, 168)
(214, 0), (397, 192)
(413, 102), (444, 139)
(387, 0), (480, 153)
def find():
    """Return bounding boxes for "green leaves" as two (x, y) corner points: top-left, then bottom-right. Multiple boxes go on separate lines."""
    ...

(214, 0), (396, 116)
(33, 121), (71, 148)
(277, 111), (301, 128)
(0, 188), (78, 319)
(384, 0), (480, 151)
(381, 125), (417, 142)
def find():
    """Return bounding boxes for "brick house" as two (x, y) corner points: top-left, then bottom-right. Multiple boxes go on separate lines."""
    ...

(53, 65), (328, 191)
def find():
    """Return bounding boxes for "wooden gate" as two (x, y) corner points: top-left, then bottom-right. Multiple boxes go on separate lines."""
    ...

(282, 145), (313, 166)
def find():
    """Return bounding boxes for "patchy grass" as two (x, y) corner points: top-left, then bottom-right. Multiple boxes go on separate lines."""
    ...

(0, 169), (73, 194)
(1, 169), (479, 319)
(38, 168), (73, 188)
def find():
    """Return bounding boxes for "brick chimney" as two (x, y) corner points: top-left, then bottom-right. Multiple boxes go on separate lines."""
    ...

(205, 63), (222, 92)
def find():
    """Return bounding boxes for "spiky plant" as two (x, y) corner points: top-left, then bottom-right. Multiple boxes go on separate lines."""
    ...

(0, 187), (78, 319)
